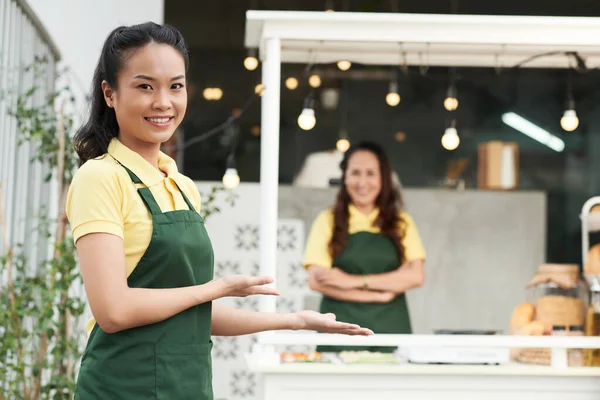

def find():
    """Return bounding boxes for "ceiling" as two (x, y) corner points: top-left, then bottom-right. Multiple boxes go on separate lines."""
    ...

(165, 0), (600, 50)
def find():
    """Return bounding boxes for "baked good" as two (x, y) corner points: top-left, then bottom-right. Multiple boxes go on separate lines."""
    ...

(509, 303), (535, 333)
(585, 244), (600, 274)
(519, 320), (552, 336)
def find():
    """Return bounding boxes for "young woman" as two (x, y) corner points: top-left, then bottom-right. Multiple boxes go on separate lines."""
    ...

(66, 22), (372, 399)
(304, 141), (426, 353)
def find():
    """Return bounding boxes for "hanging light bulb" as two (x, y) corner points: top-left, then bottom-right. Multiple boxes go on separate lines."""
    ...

(337, 60), (351, 71)
(222, 168), (240, 189)
(386, 80), (400, 107)
(561, 109), (579, 131)
(444, 72), (459, 111)
(243, 49), (259, 71)
(202, 87), (223, 101)
(444, 85), (458, 111)
(325, 0), (335, 11)
(285, 77), (298, 90)
(212, 88), (223, 100)
(254, 83), (264, 96)
(336, 137), (350, 152)
(308, 74), (322, 88)
(441, 120), (460, 151)
(560, 95), (579, 132)
(298, 96), (316, 131)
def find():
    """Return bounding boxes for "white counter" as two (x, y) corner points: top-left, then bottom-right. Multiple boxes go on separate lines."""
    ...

(246, 356), (600, 400)
(247, 333), (600, 400)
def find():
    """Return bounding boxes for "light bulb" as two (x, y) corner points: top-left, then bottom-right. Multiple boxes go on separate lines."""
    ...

(243, 56), (258, 71)
(222, 168), (240, 189)
(308, 74), (321, 88)
(560, 109), (579, 131)
(336, 138), (350, 152)
(203, 88), (222, 101)
(444, 97), (459, 111)
(337, 60), (351, 71)
(254, 83), (264, 96)
(441, 127), (460, 150)
(298, 108), (316, 130)
(386, 92), (400, 107)
(285, 77), (298, 90)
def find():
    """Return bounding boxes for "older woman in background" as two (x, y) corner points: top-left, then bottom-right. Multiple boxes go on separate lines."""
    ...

(304, 141), (426, 353)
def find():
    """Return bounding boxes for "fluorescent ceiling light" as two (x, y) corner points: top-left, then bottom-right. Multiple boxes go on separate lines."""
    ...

(501, 112), (565, 153)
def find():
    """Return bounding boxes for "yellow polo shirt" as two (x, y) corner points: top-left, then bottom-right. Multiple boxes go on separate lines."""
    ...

(303, 205), (426, 268)
(66, 138), (201, 333)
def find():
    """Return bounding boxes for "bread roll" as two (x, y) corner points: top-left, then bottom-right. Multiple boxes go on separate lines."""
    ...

(509, 303), (535, 333)
(519, 320), (551, 336)
(585, 244), (600, 274)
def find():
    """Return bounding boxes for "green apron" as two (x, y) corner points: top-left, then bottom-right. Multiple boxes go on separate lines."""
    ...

(318, 231), (412, 353)
(75, 164), (215, 400)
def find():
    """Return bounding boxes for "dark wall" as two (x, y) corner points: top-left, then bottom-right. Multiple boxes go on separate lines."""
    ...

(177, 48), (600, 267)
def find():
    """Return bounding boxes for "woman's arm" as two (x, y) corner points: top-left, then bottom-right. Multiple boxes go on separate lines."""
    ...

(363, 259), (425, 294)
(312, 260), (425, 295)
(306, 266), (395, 303)
(77, 233), (278, 334)
(211, 303), (373, 336)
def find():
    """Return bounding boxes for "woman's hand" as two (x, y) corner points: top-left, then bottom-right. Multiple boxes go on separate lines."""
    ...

(291, 310), (374, 335)
(310, 267), (362, 289)
(374, 291), (396, 303)
(215, 275), (280, 297)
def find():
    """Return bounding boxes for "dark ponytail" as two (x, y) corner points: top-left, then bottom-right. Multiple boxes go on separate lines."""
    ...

(73, 22), (189, 166)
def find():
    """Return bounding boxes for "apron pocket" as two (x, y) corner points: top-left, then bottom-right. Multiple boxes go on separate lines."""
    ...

(155, 342), (213, 400)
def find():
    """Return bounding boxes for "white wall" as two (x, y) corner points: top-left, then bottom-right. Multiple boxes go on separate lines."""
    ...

(27, 0), (165, 113)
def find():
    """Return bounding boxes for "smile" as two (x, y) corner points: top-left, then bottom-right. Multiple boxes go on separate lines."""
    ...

(144, 117), (174, 126)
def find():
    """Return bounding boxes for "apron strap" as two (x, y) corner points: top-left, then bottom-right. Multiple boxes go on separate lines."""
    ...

(111, 156), (195, 215)
(113, 160), (163, 216)
(169, 179), (196, 212)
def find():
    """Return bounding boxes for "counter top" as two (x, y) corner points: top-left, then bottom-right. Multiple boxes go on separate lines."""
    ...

(246, 354), (600, 377)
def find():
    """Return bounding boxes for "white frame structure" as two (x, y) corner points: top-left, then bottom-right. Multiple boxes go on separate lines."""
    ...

(245, 10), (600, 352)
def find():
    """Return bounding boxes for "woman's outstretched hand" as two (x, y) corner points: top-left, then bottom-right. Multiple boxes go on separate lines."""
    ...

(216, 275), (280, 297)
(291, 310), (374, 336)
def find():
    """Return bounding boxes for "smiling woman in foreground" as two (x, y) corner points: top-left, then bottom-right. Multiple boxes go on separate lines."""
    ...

(304, 141), (426, 353)
(66, 22), (371, 400)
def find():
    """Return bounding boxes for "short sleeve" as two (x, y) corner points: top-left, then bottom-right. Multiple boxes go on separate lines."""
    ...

(401, 212), (426, 262)
(303, 209), (334, 269)
(66, 161), (125, 243)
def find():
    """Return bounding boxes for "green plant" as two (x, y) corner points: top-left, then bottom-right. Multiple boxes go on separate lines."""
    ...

(198, 184), (238, 222)
(0, 57), (83, 400)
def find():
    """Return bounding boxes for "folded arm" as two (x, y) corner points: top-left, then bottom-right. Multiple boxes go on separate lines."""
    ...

(309, 259), (425, 295)
(364, 259), (425, 294)
(306, 266), (394, 303)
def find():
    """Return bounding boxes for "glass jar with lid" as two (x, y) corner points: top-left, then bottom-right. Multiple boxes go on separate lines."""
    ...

(526, 264), (587, 329)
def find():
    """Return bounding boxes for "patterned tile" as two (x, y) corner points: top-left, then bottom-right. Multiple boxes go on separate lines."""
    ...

(215, 260), (241, 277)
(276, 297), (297, 314)
(234, 297), (260, 312)
(234, 224), (259, 251)
(287, 261), (307, 289)
(213, 336), (239, 360)
(230, 370), (256, 398)
(277, 224), (297, 252)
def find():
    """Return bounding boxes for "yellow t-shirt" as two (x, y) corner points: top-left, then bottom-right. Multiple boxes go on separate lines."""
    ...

(66, 138), (202, 334)
(303, 204), (426, 268)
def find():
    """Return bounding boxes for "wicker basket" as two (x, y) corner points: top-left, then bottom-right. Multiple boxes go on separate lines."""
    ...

(513, 348), (551, 366)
